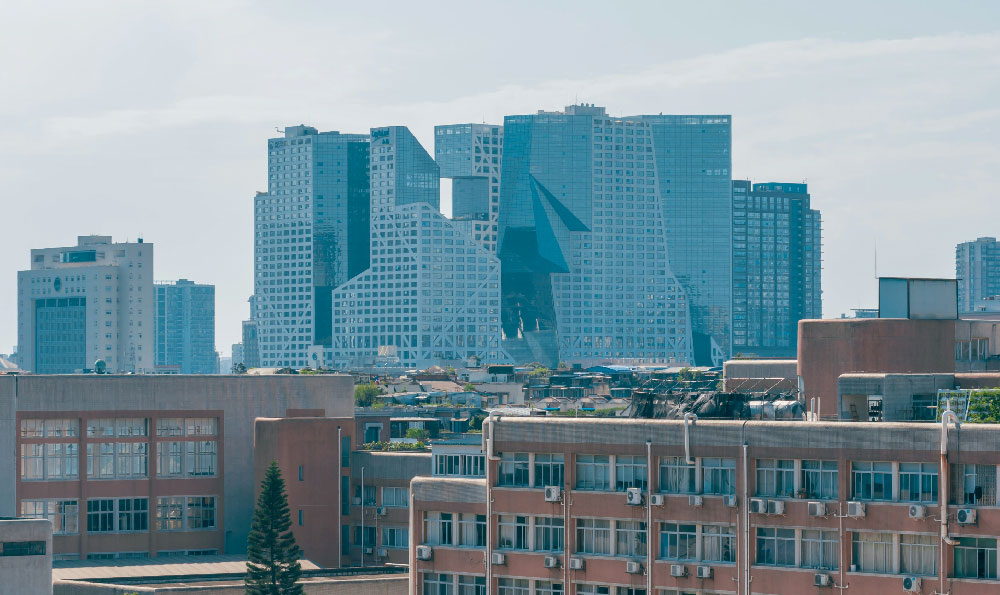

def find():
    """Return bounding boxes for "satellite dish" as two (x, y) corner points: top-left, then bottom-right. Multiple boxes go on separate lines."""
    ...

(94, 359), (107, 374)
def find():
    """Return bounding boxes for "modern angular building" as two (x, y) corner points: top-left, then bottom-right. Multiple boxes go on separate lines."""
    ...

(957, 237), (1000, 313)
(638, 114), (733, 365)
(330, 126), (503, 369)
(498, 104), (693, 367)
(154, 279), (216, 374)
(16, 235), (154, 374)
(435, 123), (503, 252)
(732, 181), (822, 358)
(252, 125), (371, 368)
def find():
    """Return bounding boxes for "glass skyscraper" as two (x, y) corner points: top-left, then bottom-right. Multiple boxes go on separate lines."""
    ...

(498, 104), (693, 367)
(435, 123), (503, 252)
(957, 237), (1000, 313)
(154, 279), (217, 374)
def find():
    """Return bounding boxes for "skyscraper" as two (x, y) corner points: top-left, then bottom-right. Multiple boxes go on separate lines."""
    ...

(498, 104), (693, 367)
(330, 126), (503, 369)
(252, 125), (370, 368)
(16, 235), (154, 373)
(154, 279), (216, 374)
(731, 180), (822, 357)
(434, 123), (503, 252)
(638, 114), (733, 364)
(957, 237), (1000, 313)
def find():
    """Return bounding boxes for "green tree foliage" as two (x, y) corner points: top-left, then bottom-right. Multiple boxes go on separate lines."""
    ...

(405, 428), (430, 441)
(468, 414), (486, 431)
(232, 363), (248, 374)
(464, 382), (477, 392)
(246, 462), (303, 595)
(529, 366), (549, 378)
(354, 383), (380, 407)
(966, 390), (1000, 423)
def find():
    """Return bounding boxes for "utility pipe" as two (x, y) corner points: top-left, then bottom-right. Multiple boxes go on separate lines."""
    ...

(683, 413), (697, 464)
(646, 439), (653, 595)
(938, 406), (960, 594)
(360, 466), (365, 568)
(337, 425), (342, 569)
(485, 412), (500, 594)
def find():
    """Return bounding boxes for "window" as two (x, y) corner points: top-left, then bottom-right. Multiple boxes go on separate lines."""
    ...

(899, 463), (937, 503)
(186, 441), (217, 476)
(157, 497), (184, 531)
(424, 512), (453, 545)
(535, 581), (563, 595)
(457, 575), (486, 595)
(534, 453), (564, 488)
(21, 500), (78, 534)
(157, 442), (184, 477)
(87, 498), (148, 533)
(383, 486), (409, 507)
(436, 454), (461, 476)
(659, 457), (695, 494)
(702, 458), (736, 495)
(382, 525), (408, 548)
(801, 530), (838, 570)
(117, 442), (149, 478)
(185, 418), (217, 436)
(535, 516), (564, 552)
(21, 418), (78, 437)
(576, 518), (611, 555)
(87, 442), (148, 479)
(660, 523), (696, 560)
(21, 443), (79, 481)
(851, 462), (893, 501)
(899, 533), (937, 576)
(615, 589), (645, 595)
(702, 524), (736, 563)
(756, 528), (795, 566)
(952, 463), (997, 506)
(498, 453), (530, 487)
(498, 578), (529, 595)
(0, 541), (46, 556)
(851, 531), (893, 574)
(615, 520), (646, 557)
(576, 455), (610, 491)
(802, 460), (838, 499)
(187, 497), (216, 529)
(117, 418), (148, 437)
(576, 584), (610, 595)
(615, 455), (647, 491)
(87, 418), (116, 437)
(424, 573), (454, 595)
(497, 515), (528, 550)
(756, 459), (794, 497)
(156, 418), (184, 437)
(954, 537), (997, 579)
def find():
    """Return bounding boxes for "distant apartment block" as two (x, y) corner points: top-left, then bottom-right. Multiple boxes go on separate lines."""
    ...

(732, 181), (822, 357)
(154, 279), (216, 374)
(957, 237), (1000, 313)
(241, 319), (260, 369)
(435, 123), (503, 252)
(253, 126), (371, 368)
(17, 235), (154, 374)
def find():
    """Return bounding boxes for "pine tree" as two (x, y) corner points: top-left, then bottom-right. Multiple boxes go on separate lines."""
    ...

(246, 461), (304, 595)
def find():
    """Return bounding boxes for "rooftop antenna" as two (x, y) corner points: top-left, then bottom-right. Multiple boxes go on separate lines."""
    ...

(275, 127), (284, 134)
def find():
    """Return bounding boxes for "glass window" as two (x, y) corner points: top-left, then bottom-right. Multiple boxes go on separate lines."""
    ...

(87, 498), (147, 533)
(615, 520), (646, 557)
(952, 464), (997, 506)
(117, 442), (148, 478)
(185, 417), (217, 436)
(424, 573), (454, 595)
(954, 537), (998, 579)
(20, 419), (45, 438)
(116, 418), (148, 437)
(534, 453), (564, 488)
(382, 486), (409, 507)
(185, 441), (217, 476)
(157, 442), (184, 477)
(899, 463), (937, 503)
(187, 497), (216, 529)
(576, 585), (610, 595)
(457, 513), (486, 547)
(659, 456), (695, 494)
(899, 533), (937, 576)
(576, 518), (612, 555)
(21, 500), (78, 535)
(457, 575), (485, 595)
(802, 460), (838, 500)
(851, 531), (894, 574)
(756, 527), (795, 566)
(424, 512), (453, 546)
(534, 516), (564, 552)
(156, 497), (184, 531)
(615, 455), (647, 491)
(756, 459), (795, 497)
(535, 581), (563, 595)
(851, 462), (893, 501)
(702, 524), (735, 563)
(87, 418), (115, 437)
(575, 455), (610, 491)
(382, 525), (408, 548)
(659, 523), (696, 560)
(497, 515), (528, 550)
(116, 498), (149, 532)
(498, 453), (530, 487)
(801, 530), (838, 570)
(702, 458), (736, 495)
(156, 418), (184, 437)
(498, 578), (529, 595)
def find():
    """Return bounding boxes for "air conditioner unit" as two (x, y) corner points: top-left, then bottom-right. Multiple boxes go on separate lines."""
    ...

(377, 506), (386, 516)
(847, 501), (866, 518)
(670, 564), (687, 577)
(808, 501), (827, 516)
(626, 487), (644, 506)
(544, 486), (562, 502)
(767, 499), (785, 515)
(724, 495), (738, 508)
(364, 547), (374, 555)
(626, 560), (642, 574)
(814, 573), (831, 587)
(544, 556), (560, 568)
(902, 576), (921, 592)
(749, 498), (767, 514)
(415, 545), (432, 561)
(377, 547), (388, 558)
(353, 497), (362, 505)
(696, 565), (713, 579)
(491, 552), (506, 565)
(649, 494), (665, 506)
(689, 495), (704, 507)
(569, 557), (585, 570)
(908, 504), (926, 519)
(957, 508), (977, 525)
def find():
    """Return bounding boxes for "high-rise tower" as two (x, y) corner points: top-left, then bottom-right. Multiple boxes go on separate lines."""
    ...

(434, 123), (503, 252)
(957, 237), (1000, 313)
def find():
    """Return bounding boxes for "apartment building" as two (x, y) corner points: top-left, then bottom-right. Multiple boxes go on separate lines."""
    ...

(1, 374), (353, 560)
(411, 416), (1000, 595)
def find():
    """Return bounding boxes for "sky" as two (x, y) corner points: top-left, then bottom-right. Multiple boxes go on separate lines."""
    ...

(1, 0), (998, 358)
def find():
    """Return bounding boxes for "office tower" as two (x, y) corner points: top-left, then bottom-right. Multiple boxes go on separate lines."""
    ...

(154, 279), (216, 374)
(638, 114), (733, 365)
(957, 237), (1000, 313)
(253, 126), (371, 368)
(241, 320), (260, 368)
(435, 123), (503, 252)
(16, 235), (154, 374)
(731, 181), (822, 357)
(330, 126), (503, 369)
(231, 343), (244, 368)
(498, 104), (693, 367)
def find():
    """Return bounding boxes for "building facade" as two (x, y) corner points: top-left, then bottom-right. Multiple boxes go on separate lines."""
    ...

(253, 126), (371, 368)
(1, 374), (353, 560)
(732, 181), (822, 358)
(498, 104), (693, 367)
(154, 279), (216, 374)
(638, 115), (733, 365)
(957, 237), (1000, 313)
(241, 320), (260, 369)
(435, 123), (503, 253)
(412, 416), (1000, 595)
(0, 518), (52, 595)
(329, 126), (503, 369)
(17, 235), (154, 374)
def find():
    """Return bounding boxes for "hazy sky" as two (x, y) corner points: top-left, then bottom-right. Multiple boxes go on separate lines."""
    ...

(2, 1), (998, 357)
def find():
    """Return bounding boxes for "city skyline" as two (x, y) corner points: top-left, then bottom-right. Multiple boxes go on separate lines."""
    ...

(2, 2), (999, 357)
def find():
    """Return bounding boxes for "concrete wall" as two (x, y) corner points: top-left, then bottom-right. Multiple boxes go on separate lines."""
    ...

(54, 575), (407, 595)
(838, 373), (957, 421)
(0, 518), (53, 595)
(722, 359), (797, 381)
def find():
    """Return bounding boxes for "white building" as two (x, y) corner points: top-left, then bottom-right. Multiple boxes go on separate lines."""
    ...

(435, 123), (503, 253)
(17, 235), (154, 373)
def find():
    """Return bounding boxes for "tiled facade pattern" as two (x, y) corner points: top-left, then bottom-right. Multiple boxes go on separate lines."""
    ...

(154, 280), (216, 374)
(435, 123), (503, 253)
(957, 237), (1000, 313)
